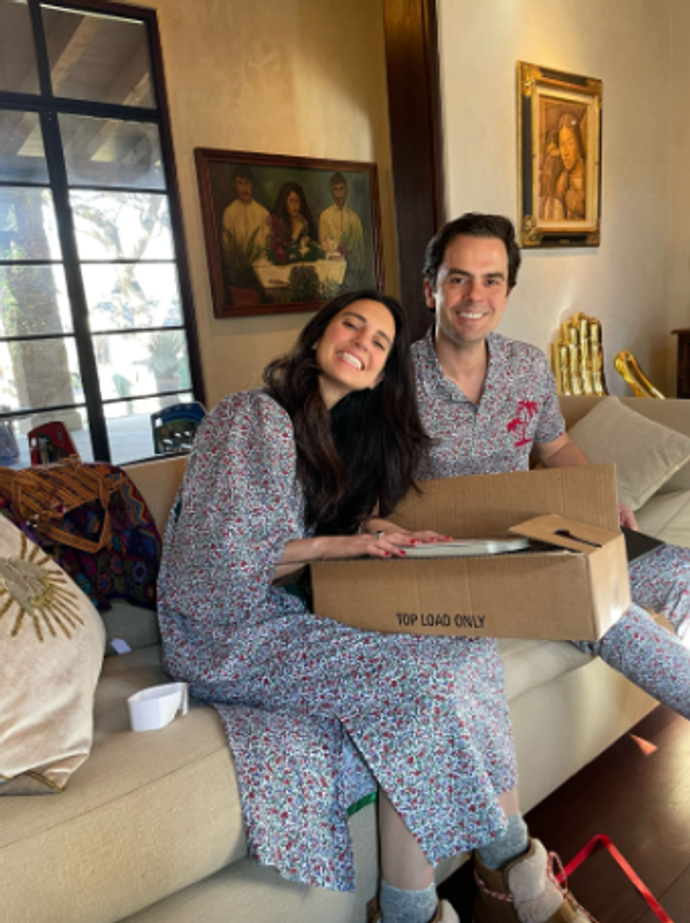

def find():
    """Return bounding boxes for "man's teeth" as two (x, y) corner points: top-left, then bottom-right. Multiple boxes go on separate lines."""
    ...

(339, 352), (363, 369)
(459, 311), (484, 319)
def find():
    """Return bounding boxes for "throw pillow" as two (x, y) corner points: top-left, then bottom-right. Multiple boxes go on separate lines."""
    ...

(0, 515), (105, 794)
(567, 396), (690, 510)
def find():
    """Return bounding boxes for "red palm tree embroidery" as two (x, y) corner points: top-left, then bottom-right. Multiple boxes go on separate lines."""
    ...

(507, 400), (538, 446)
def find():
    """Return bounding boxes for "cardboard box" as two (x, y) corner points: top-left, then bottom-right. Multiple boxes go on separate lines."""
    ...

(310, 465), (631, 640)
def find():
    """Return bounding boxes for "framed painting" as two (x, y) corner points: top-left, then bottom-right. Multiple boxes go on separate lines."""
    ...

(194, 149), (384, 318)
(517, 62), (602, 248)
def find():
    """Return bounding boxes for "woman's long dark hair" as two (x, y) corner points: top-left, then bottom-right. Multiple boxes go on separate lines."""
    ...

(271, 181), (318, 240)
(263, 290), (430, 534)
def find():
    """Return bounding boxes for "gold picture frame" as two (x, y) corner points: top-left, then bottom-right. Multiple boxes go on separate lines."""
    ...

(517, 62), (602, 248)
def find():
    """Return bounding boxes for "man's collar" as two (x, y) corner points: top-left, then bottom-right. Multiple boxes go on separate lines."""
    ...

(422, 326), (505, 395)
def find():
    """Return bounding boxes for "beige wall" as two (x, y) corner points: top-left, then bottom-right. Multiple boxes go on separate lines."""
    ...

(153, 0), (396, 407)
(437, 0), (674, 395)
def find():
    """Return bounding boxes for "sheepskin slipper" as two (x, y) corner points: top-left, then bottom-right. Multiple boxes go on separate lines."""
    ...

(432, 899), (459, 923)
(473, 839), (594, 923)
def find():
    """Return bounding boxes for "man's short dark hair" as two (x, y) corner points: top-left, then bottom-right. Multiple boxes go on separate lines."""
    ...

(422, 213), (522, 290)
(232, 165), (254, 182)
(330, 172), (347, 187)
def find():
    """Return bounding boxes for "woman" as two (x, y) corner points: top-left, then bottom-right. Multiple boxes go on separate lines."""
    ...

(157, 291), (583, 923)
(267, 181), (322, 265)
(554, 113), (586, 220)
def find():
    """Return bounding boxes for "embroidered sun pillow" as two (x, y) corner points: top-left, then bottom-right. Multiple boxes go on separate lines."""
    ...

(567, 396), (690, 510)
(0, 515), (105, 794)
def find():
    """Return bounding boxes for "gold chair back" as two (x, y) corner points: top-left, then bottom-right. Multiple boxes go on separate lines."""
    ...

(551, 313), (607, 396)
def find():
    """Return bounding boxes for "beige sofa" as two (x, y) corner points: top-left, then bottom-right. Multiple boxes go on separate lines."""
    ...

(3, 396), (689, 923)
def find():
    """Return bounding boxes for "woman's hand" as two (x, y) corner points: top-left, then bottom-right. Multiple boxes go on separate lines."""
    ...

(313, 533), (411, 560)
(274, 520), (455, 580)
(277, 534), (411, 570)
(361, 518), (453, 548)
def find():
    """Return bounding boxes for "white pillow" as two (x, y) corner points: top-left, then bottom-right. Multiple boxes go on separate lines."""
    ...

(567, 397), (690, 511)
(0, 516), (105, 794)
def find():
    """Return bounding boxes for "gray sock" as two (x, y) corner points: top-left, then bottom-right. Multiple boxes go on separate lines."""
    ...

(476, 812), (530, 870)
(379, 878), (438, 923)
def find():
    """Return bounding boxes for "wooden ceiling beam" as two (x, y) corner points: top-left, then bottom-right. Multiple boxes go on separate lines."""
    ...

(1, 13), (90, 156)
(61, 45), (151, 163)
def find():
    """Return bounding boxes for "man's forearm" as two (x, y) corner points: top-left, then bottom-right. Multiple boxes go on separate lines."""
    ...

(537, 433), (590, 469)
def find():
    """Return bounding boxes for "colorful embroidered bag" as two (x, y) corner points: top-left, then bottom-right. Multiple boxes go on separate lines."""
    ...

(0, 459), (161, 611)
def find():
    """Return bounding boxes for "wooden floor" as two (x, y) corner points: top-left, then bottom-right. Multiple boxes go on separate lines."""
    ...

(439, 705), (690, 923)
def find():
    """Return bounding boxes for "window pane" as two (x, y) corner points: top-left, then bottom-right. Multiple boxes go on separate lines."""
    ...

(0, 335), (82, 411)
(94, 329), (190, 401)
(71, 190), (173, 260)
(14, 407), (92, 465)
(0, 186), (61, 259)
(0, 110), (48, 183)
(0, 0), (39, 95)
(41, 5), (155, 108)
(60, 115), (165, 190)
(0, 412), (38, 468)
(0, 264), (73, 335)
(106, 400), (155, 462)
(83, 262), (182, 332)
(41, 407), (92, 463)
(105, 395), (194, 465)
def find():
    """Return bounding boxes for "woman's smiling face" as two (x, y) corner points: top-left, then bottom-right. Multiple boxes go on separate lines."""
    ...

(315, 299), (395, 409)
(286, 190), (301, 217)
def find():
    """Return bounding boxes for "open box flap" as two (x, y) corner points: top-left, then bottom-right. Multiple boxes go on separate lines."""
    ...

(510, 514), (622, 554)
(393, 464), (620, 537)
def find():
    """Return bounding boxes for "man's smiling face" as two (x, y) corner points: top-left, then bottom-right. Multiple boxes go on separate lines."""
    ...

(425, 234), (512, 349)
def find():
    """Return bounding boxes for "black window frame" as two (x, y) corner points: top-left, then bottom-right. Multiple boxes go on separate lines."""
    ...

(0, 0), (204, 462)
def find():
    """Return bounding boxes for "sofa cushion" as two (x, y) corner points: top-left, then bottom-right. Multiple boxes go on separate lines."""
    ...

(567, 396), (690, 510)
(635, 490), (690, 548)
(499, 637), (591, 701)
(125, 455), (188, 535)
(103, 599), (162, 656)
(0, 645), (246, 923)
(0, 515), (106, 794)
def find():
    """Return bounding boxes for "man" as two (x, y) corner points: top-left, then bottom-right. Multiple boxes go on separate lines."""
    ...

(411, 212), (690, 921)
(222, 165), (269, 255)
(318, 172), (367, 287)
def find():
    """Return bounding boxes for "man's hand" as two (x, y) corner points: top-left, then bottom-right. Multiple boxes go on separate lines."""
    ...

(618, 502), (638, 530)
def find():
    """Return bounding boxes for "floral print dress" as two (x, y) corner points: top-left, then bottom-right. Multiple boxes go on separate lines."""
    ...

(157, 390), (518, 891)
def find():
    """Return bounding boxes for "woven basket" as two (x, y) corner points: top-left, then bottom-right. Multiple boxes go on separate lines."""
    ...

(0, 458), (125, 553)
